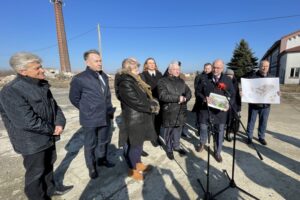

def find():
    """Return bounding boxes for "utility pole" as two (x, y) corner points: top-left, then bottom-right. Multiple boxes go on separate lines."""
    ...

(97, 24), (102, 59)
(50, 0), (71, 72)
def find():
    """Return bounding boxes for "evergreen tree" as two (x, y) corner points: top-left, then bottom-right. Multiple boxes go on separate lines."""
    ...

(227, 39), (258, 78)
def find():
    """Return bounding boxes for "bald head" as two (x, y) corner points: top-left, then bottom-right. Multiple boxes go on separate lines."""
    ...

(212, 59), (224, 76)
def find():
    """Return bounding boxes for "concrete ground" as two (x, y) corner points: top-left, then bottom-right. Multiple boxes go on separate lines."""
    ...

(0, 87), (299, 200)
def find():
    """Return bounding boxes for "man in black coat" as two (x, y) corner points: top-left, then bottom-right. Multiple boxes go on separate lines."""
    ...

(157, 61), (192, 160)
(195, 59), (234, 162)
(0, 52), (72, 200)
(192, 63), (212, 133)
(69, 50), (115, 179)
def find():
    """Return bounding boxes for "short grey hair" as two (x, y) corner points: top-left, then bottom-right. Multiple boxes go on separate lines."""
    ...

(260, 60), (270, 68)
(9, 52), (42, 72)
(168, 60), (180, 71)
(83, 49), (100, 61)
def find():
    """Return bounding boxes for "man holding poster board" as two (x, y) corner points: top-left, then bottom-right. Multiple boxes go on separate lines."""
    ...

(242, 60), (280, 146)
(195, 59), (234, 162)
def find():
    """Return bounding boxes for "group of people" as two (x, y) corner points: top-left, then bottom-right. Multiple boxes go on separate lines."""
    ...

(0, 50), (273, 199)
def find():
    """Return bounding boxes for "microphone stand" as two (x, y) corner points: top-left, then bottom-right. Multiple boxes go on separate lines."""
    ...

(197, 101), (216, 200)
(211, 89), (262, 200)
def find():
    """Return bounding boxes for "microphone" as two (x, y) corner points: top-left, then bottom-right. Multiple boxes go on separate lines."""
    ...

(217, 82), (231, 97)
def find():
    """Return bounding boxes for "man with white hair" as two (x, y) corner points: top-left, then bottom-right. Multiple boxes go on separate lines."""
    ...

(0, 52), (73, 199)
(157, 61), (191, 160)
(195, 59), (234, 162)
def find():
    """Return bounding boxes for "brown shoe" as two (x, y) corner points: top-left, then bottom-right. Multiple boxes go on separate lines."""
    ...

(196, 144), (205, 152)
(128, 169), (143, 181)
(136, 162), (152, 173)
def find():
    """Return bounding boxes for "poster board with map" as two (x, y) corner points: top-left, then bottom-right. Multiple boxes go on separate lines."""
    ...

(241, 78), (280, 104)
(208, 93), (229, 111)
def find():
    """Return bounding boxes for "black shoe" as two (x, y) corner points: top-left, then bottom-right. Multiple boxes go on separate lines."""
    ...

(89, 168), (98, 179)
(214, 153), (223, 163)
(195, 144), (205, 152)
(174, 148), (186, 155)
(52, 185), (73, 196)
(167, 151), (174, 160)
(226, 133), (232, 142)
(247, 138), (253, 144)
(259, 138), (267, 145)
(157, 138), (162, 146)
(141, 150), (149, 157)
(98, 158), (115, 168)
(151, 140), (159, 147)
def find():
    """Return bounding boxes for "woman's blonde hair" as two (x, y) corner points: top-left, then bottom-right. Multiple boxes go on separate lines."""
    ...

(121, 57), (140, 73)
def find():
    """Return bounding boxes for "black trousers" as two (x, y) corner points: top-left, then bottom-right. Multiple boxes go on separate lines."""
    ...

(22, 145), (56, 200)
(83, 124), (111, 170)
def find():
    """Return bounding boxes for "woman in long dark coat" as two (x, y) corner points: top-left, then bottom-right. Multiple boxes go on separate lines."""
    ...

(115, 57), (159, 181)
(140, 57), (163, 147)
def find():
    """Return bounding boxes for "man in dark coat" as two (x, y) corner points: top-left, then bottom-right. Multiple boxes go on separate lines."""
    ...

(246, 60), (274, 146)
(195, 59), (234, 162)
(140, 57), (163, 147)
(157, 61), (192, 160)
(192, 63), (212, 134)
(0, 52), (72, 200)
(69, 50), (115, 179)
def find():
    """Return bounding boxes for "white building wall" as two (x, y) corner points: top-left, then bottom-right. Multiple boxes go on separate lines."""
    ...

(284, 53), (300, 84)
(286, 34), (300, 49)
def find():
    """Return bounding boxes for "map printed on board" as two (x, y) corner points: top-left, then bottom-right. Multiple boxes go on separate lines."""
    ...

(208, 93), (229, 111)
(241, 78), (280, 104)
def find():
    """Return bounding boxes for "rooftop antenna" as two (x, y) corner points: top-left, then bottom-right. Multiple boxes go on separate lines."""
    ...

(50, 0), (71, 72)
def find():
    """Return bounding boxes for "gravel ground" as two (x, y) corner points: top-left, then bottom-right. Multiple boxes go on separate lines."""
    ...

(0, 85), (299, 200)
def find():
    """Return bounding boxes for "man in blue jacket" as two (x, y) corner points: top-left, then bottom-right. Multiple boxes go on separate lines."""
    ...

(69, 50), (115, 179)
(0, 52), (72, 200)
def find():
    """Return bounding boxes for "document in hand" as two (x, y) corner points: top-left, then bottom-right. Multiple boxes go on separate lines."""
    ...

(208, 93), (229, 111)
(241, 78), (280, 104)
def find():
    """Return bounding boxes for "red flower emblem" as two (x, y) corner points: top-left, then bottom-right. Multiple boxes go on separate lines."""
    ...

(217, 82), (227, 90)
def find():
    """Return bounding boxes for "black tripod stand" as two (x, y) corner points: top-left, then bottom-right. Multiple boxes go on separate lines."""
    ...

(211, 93), (263, 200)
(197, 105), (218, 200)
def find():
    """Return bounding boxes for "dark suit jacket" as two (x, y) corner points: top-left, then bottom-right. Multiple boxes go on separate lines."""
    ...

(69, 67), (114, 127)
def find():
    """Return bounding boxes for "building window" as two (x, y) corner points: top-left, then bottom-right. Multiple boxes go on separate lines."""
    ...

(290, 67), (300, 78)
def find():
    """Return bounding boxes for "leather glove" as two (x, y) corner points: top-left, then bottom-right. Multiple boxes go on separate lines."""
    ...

(150, 98), (160, 115)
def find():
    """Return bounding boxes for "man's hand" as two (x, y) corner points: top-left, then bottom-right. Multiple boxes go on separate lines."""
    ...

(206, 97), (212, 104)
(277, 91), (281, 96)
(53, 125), (64, 136)
(179, 96), (186, 104)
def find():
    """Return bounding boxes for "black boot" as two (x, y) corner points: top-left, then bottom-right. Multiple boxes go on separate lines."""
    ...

(225, 129), (232, 142)
(98, 157), (115, 168)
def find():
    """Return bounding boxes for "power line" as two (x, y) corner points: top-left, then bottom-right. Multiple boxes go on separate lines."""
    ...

(30, 27), (97, 52)
(13, 14), (300, 53)
(102, 14), (300, 29)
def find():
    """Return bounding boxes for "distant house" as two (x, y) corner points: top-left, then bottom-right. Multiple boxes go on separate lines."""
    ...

(261, 30), (300, 84)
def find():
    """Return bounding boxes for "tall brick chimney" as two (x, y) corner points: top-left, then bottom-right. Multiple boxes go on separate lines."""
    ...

(51, 0), (71, 72)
